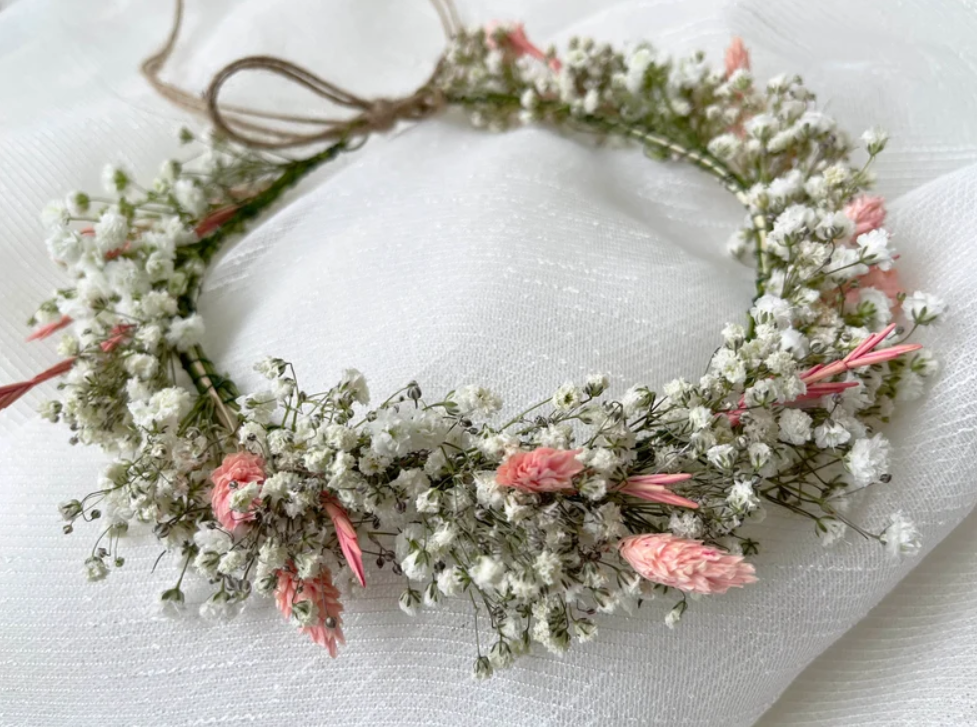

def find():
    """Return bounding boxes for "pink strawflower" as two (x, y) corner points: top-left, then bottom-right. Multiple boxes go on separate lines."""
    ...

(323, 496), (366, 587)
(619, 474), (698, 509)
(210, 451), (265, 532)
(275, 566), (345, 657)
(485, 21), (562, 71)
(844, 195), (886, 237)
(26, 315), (72, 342)
(0, 357), (76, 411)
(618, 532), (757, 595)
(496, 447), (584, 493)
(725, 37), (750, 78)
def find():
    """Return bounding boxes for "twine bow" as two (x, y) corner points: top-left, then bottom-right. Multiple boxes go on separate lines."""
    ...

(142, 0), (461, 150)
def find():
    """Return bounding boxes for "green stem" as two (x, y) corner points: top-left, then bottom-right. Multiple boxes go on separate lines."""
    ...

(174, 139), (350, 433)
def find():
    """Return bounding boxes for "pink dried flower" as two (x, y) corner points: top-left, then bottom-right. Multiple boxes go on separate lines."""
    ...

(725, 37), (750, 78)
(323, 496), (366, 587)
(800, 322), (922, 385)
(275, 566), (345, 657)
(844, 195), (886, 237)
(848, 266), (903, 308)
(195, 205), (238, 238)
(618, 533), (757, 595)
(0, 357), (76, 411)
(100, 323), (134, 353)
(619, 474), (698, 509)
(485, 21), (562, 71)
(210, 451), (265, 532)
(26, 315), (72, 342)
(496, 447), (584, 493)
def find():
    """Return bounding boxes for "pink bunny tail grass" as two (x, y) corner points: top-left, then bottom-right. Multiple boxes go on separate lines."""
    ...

(619, 474), (698, 509)
(619, 533), (757, 595)
(275, 567), (345, 657)
(725, 37), (750, 78)
(26, 315), (72, 342)
(0, 357), (76, 411)
(323, 496), (366, 587)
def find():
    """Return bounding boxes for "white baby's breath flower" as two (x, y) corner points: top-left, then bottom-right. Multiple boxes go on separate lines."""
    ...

(93, 211), (129, 255)
(552, 381), (582, 411)
(846, 433), (890, 487)
(173, 178), (208, 216)
(707, 444), (737, 471)
(437, 565), (466, 596)
(727, 478), (760, 512)
(470, 556), (505, 591)
(452, 385), (502, 415)
(752, 294), (793, 329)
(534, 551), (563, 586)
(881, 511), (921, 558)
(903, 291), (946, 325)
(818, 518), (848, 548)
(217, 550), (247, 575)
(124, 353), (158, 380)
(128, 386), (192, 429)
(711, 348), (746, 385)
(813, 416), (850, 447)
(664, 602), (686, 629)
(855, 229), (895, 270)
(45, 228), (84, 265)
(194, 528), (232, 554)
(861, 126), (889, 155)
(165, 314), (204, 351)
(228, 482), (260, 513)
(688, 406), (713, 431)
(102, 164), (130, 194)
(621, 386), (653, 415)
(340, 368), (370, 404)
(400, 550), (431, 581)
(625, 47), (653, 94)
(669, 511), (703, 539)
(778, 408), (812, 445)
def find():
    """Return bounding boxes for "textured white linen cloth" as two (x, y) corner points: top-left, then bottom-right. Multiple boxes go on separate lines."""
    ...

(1, 1), (976, 725)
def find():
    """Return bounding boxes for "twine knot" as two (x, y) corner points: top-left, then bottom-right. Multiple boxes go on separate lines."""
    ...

(143, 0), (460, 151)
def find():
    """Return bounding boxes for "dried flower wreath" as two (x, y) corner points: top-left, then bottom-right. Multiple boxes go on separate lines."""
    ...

(2, 8), (944, 678)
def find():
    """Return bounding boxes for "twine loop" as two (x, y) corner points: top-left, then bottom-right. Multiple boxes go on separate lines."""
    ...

(143, 0), (460, 150)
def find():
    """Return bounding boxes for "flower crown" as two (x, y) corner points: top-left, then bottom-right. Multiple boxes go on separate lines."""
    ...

(3, 23), (944, 678)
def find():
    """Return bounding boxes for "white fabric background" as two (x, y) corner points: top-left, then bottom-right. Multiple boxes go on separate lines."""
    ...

(1, 1), (976, 725)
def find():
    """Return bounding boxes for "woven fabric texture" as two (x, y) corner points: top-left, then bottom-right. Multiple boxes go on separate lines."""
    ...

(1, 1), (976, 725)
